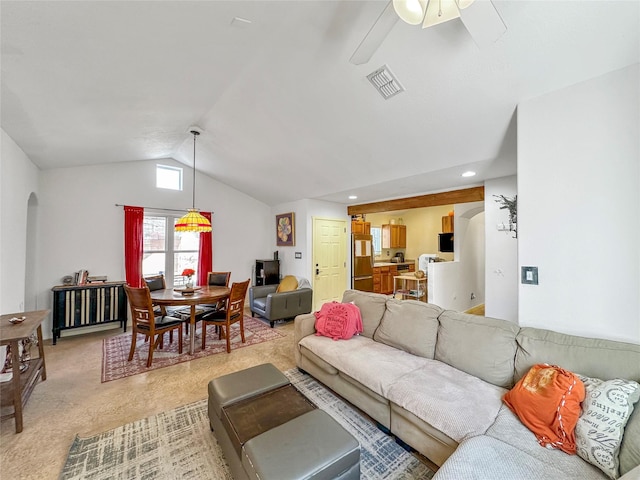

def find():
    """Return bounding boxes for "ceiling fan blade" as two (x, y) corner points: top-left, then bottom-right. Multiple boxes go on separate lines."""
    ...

(460, 0), (506, 47)
(350, 2), (399, 65)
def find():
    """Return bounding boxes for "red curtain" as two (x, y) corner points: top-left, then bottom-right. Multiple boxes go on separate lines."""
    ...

(197, 212), (213, 286)
(124, 206), (144, 287)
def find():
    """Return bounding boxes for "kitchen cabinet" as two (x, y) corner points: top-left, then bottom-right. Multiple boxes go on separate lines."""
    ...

(382, 224), (406, 249)
(351, 221), (371, 235)
(373, 265), (397, 294)
(383, 266), (398, 294)
(442, 216), (454, 233)
(372, 268), (382, 293)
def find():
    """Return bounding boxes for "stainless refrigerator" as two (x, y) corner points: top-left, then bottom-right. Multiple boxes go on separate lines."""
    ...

(352, 234), (374, 292)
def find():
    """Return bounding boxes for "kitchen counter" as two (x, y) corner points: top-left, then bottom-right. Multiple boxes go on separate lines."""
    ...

(374, 260), (415, 267)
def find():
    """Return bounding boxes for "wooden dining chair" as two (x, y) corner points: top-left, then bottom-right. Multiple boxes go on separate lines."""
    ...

(198, 272), (231, 317)
(144, 274), (167, 315)
(144, 273), (187, 341)
(201, 279), (250, 353)
(124, 284), (183, 367)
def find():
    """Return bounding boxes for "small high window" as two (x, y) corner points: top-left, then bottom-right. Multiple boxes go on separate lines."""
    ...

(156, 165), (182, 190)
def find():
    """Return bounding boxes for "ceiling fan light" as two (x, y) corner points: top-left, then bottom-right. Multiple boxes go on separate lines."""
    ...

(393, 0), (428, 25)
(423, 0), (461, 28)
(457, 0), (476, 10)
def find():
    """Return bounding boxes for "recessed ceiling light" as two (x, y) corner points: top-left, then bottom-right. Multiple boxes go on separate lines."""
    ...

(348, 195), (358, 200)
(461, 171), (476, 177)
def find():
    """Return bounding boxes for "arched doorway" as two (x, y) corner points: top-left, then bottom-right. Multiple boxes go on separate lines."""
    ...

(24, 192), (38, 311)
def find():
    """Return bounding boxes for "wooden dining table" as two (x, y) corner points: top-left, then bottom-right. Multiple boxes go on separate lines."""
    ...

(150, 285), (230, 355)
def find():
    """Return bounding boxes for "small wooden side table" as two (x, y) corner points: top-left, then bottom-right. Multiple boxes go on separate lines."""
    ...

(0, 310), (48, 433)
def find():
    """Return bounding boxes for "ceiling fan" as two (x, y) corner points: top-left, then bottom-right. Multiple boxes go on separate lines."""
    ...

(350, 0), (506, 65)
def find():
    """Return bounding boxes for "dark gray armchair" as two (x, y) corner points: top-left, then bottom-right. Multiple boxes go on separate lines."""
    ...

(249, 284), (313, 328)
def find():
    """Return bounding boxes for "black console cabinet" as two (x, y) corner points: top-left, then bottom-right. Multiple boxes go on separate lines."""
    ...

(51, 282), (128, 344)
(255, 260), (280, 286)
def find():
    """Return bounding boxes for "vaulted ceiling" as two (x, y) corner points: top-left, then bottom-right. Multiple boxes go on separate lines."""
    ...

(1, 1), (638, 206)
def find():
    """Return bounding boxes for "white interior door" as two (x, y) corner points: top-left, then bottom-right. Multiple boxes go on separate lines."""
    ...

(312, 217), (347, 311)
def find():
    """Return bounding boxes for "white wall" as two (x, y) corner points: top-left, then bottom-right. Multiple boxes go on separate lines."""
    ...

(270, 199), (347, 282)
(428, 202), (485, 311)
(36, 159), (271, 339)
(485, 175), (518, 322)
(518, 64), (639, 343)
(0, 129), (40, 313)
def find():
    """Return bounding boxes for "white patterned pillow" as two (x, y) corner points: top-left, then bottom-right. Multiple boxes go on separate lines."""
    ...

(576, 376), (640, 479)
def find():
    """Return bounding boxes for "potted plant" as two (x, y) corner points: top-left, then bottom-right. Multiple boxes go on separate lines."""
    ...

(494, 194), (517, 238)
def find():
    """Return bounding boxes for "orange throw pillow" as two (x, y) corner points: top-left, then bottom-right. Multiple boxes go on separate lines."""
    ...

(503, 364), (585, 454)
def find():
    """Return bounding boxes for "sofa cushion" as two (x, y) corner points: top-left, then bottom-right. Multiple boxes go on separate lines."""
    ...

(484, 405), (608, 479)
(502, 364), (585, 454)
(514, 328), (640, 383)
(433, 434), (607, 480)
(341, 289), (387, 338)
(386, 359), (507, 443)
(298, 345), (339, 375)
(252, 298), (267, 310)
(435, 311), (519, 389)
(576, 376), (640, 479)
(620, 407), (640, 477)
(298, 334), (430, 397)
(374, 299), (442, 359)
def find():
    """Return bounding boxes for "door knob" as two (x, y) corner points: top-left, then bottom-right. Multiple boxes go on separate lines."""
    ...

(316, 268), (320, 275)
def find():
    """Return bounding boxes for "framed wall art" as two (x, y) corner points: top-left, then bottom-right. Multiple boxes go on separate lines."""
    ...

(276, 212), (295, 247)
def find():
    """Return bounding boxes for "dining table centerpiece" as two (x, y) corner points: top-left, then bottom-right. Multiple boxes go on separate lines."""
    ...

(181, 268), (196, 289)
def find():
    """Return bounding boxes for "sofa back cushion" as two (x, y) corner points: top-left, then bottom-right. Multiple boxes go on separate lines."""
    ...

(514, 327), (640, 383)
(515, 327), (640, 476)
(435, 311), (520, 389)
(374, 299), (442, 358)
(341, 290), (387, 338)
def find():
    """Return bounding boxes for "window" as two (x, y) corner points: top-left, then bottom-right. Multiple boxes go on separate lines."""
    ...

(371, 226), (382, 255)
(142, 215), (199, 287)
(156, 164), (182, 190)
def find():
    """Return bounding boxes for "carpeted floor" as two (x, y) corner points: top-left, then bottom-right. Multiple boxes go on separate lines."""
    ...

(61, 369), (435, 480)
(102, 315), (284, 382)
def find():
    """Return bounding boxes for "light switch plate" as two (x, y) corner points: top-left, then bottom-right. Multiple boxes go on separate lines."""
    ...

(521, 266), (539, 285)
(295, 252), (302, 259)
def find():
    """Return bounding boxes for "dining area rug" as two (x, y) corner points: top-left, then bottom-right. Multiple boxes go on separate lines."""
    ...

(61, 369), (435, 479)
(101, 316), (284, 382)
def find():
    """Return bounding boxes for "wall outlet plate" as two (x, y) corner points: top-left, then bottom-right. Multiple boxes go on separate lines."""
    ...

(521, 266), (539, 285)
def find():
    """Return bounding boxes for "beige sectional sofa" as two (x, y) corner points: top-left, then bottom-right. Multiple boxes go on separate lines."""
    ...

(294, 290), (640, 479)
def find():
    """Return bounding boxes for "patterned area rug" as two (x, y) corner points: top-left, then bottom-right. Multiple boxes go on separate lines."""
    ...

(102, 316), (284, 382)
(61, 369), (435, 480)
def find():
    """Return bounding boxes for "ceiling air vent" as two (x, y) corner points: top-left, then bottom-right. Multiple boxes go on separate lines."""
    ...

(367, 65), (404, 100)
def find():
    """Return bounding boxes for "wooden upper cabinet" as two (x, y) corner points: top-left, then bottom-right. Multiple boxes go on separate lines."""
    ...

(442, 216), (454, 233)
(351, 221), (371, 235)
(382, 224), (406, 248)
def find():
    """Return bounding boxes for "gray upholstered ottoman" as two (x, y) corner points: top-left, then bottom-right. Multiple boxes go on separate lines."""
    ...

(207, 363), (360, 480)
(242, 409), (360, 480)
(208, 363), (290, 426)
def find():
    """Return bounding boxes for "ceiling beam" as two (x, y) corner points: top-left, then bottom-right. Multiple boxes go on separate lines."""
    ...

(347, 186), (485, 215)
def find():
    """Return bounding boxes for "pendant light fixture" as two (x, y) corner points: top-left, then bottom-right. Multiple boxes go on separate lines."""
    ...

(175, 127), (212, 233)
